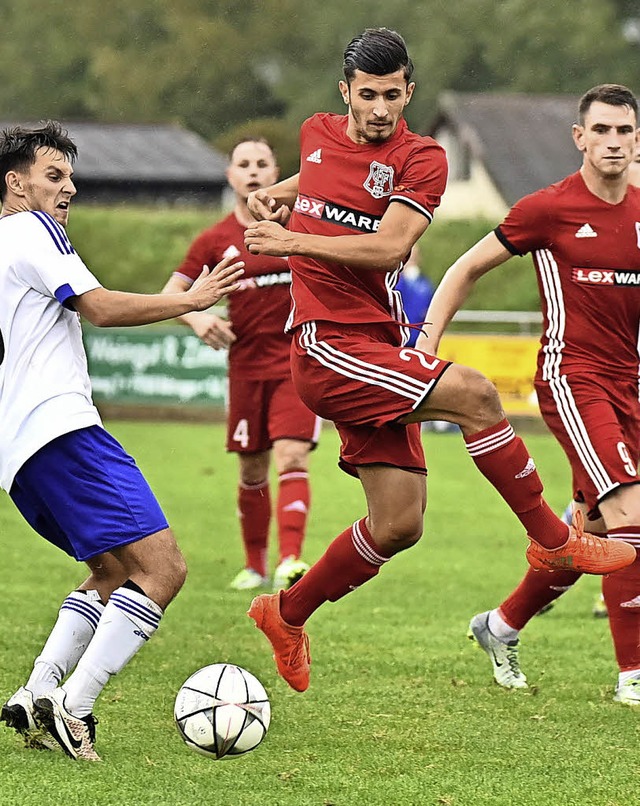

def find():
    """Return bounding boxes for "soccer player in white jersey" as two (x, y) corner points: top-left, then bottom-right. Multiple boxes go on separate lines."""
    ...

(0, 121), (244, 760)
(422, 85), (640, 704)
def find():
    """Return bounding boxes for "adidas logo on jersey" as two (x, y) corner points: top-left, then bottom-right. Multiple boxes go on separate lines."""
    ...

(575, 223), (597, 238)
(306, 148), (322, 164)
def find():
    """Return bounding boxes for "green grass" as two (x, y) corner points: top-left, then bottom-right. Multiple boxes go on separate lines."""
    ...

(0, 423), (635, 806)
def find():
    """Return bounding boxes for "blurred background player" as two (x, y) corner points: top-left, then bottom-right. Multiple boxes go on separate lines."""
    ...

(423, 84), (640, 704)
(162, 138), (320, 592)
(242, 31), (634, 693)
(0, 121), (243, 759)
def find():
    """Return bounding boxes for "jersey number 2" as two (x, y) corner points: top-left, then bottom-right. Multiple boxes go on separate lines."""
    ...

(399, 348), (440, 370)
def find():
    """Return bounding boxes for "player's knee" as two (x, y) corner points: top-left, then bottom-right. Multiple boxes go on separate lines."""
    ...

(468, 370), (500, 409)
(166, 548), (188, 597)
(371, 515), (423, 554)
(273, 440), (310, 474)
(457, 368), (503, 427)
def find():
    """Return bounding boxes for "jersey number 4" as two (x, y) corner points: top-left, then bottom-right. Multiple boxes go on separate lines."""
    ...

(232, 418), (250, 449)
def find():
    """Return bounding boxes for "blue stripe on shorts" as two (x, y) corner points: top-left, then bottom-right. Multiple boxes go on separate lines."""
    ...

(9, 426), (169, 561)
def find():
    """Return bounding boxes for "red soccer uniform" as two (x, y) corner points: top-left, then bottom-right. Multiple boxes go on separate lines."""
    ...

(285, 113), (449, 475)
(497, 172), (640, 382)
(496, 172), (640, 511)
(175, 212), (320, 452)
(287, 113), (447, 333)
(175, 212), (292, 380)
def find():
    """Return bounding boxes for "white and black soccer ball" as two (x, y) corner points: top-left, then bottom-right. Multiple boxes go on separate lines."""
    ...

(174, 663), (270, 759)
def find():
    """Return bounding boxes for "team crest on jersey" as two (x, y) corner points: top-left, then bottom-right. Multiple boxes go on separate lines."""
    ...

(363, 161), (394, 199)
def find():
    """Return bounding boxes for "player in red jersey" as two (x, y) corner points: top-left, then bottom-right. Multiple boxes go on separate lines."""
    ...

(243, 31), (635, 692)
(423, 84), (640, 704)
(162, 139), (321, 592)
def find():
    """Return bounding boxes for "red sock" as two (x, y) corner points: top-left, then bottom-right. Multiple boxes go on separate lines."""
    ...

(238, 481), (271, 577)
(499, 567), (583, 630)
(465, 419), (568, 548)
(603, 527), (640, 671)
(277, 469), (310, 561)
(280, 518), (389, 626)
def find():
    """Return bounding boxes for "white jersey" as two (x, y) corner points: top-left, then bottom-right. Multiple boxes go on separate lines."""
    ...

(0, 210), (103, 491)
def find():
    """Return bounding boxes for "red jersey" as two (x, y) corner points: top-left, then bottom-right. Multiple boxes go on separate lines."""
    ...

(175, 212), (292, 380)
(286, 113), (447, 333)
(496, 172), (640, 381)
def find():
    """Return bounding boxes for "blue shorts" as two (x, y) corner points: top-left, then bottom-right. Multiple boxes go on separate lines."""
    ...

(9, 426), (169, 562)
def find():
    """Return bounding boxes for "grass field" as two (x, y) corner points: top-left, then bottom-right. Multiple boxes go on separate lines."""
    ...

(0, 423), (636, 806)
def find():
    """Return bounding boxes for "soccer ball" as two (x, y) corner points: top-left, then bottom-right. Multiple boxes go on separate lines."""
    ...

(174, 663), (270, 759)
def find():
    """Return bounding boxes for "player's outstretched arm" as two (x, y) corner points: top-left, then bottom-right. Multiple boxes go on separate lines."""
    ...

(74, 255), (244, 328)
(247, 174), (299, 223)
(160, 274), (236, 349)
(416, 232), (510, 354)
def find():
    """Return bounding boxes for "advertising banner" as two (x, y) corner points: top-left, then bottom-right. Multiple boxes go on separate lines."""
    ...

(84, 325), (227, 408)
(438, 333), (540, 416)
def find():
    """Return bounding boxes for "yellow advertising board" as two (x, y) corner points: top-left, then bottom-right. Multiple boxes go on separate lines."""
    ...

(437, 333), (541, 416)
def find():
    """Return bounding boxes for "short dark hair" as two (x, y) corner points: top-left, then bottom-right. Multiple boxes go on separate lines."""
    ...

(578, 84), (638, 124)
(0, 120), (77, 202)
(228, 137), (277, 163)
(343, 28), (413, 84)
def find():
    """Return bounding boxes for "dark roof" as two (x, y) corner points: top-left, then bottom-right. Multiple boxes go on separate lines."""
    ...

(427, 92), (582, 205)
(0, 120), (228, 184)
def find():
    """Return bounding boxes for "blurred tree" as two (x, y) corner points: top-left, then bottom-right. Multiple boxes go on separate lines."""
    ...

(0, 0), (637, 147)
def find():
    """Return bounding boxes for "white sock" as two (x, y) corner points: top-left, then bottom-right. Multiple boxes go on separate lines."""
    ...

(62, 586), (162, 717)
(26, 590), (104, 699)
(488, 609), (519, 643)
(619, 669), (640, 686)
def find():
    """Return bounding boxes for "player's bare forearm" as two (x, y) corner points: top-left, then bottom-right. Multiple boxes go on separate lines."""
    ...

(420, 232), (512, 352)
(76, 257), (244, 327)
(245, 203), (429, 271)
(161, 274), (202, 328)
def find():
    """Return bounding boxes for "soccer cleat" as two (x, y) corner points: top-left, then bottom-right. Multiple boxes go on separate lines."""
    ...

(34, 688), (101, 761)
(613, 677), (640, 706)
(0, 687), (58, 751)
(273, 556), (310, 591)
(526, 510), (636, 575)
(593, 593), (608, 618)
(468, 612), (528, 690)
(248, 592), (310, 692)
(229, 568), (269, 591)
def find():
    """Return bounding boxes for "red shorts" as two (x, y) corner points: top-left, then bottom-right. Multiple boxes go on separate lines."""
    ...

(535, 373), (640, 515)
(291, 321), (451, 476)
(226, 374), (321, 454)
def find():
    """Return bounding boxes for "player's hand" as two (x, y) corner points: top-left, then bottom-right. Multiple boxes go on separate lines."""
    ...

(247, 189), (291, 225)
(244, 220), (295, 256)
(191, 313), (236, 349)
(188, 255), (244, 311)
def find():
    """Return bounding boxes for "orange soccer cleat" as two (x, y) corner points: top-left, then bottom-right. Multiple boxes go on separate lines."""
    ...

(526, 510), (636, 575)
(247, 593), (311, 692)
